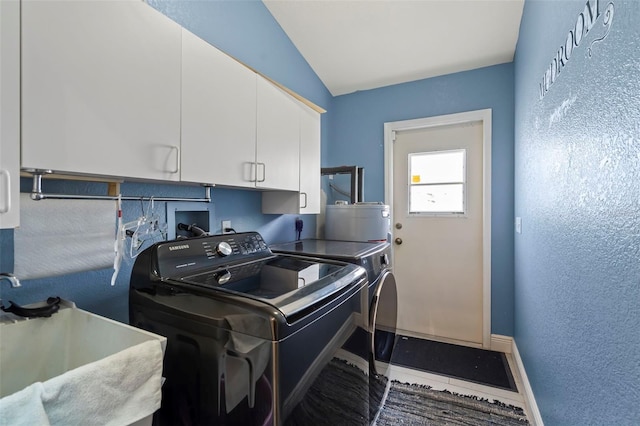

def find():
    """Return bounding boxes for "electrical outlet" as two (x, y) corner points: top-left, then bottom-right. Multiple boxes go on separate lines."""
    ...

(222, 220), (231, 234)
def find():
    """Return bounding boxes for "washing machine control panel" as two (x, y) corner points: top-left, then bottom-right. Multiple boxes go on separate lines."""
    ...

(155, 232), (271, 277)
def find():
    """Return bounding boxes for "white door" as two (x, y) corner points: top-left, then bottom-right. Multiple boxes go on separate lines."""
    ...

(391, 120), (486, 345)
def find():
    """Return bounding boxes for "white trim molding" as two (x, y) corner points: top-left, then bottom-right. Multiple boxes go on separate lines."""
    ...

(490, 334), (513, 354)
(510, 337), (544, 426)
(384, 109), (492, 348)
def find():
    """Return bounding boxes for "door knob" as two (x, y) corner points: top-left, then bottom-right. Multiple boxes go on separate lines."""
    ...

(394, 237), (403, 245)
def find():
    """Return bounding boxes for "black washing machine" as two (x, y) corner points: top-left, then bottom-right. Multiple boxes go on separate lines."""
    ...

(270, 239), (398, 423)
(129, 232), (371, 425)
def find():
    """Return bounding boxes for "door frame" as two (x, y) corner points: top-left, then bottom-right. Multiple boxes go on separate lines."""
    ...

(383, 108), (492, 349)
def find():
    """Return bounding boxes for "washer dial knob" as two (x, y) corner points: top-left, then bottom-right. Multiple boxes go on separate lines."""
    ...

(216, 242), (233, 257)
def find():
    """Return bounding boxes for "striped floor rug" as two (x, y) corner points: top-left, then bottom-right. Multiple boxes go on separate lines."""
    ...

(376, 381), (529, 425)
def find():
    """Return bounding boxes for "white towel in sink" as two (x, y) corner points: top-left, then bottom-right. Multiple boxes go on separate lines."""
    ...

(0, 339), (163, 426)
(0, 382), (49, 426)
(40, 339), (164, 426)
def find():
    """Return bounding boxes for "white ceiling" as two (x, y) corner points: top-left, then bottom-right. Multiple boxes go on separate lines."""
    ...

(263, 0), (524, 96)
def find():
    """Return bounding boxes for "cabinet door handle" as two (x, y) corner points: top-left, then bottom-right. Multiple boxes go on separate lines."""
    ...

(0, 170), (11, 214)
(300, 192), (308, 209)
(257, 162), (266, 182)
(169, 146), (180, 174)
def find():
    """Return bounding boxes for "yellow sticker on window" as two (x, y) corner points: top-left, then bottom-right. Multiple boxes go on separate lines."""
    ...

(412, 175), (421, 183)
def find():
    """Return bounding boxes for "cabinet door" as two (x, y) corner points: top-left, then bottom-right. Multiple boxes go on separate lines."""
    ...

(299, 105), (321, 214)
(181, 29), (257, 187)
(256, 78), (300, 191)
(21, 0), (181, 181)
(261, 102), (322, 214)
(0, 0), (20, 228)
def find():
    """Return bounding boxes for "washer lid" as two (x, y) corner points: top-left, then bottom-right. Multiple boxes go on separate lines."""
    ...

(178, 255), (366, 322)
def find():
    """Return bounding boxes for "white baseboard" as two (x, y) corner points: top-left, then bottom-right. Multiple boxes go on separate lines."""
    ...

(511, 338), (544, 426)
(490, 334), (513, 353)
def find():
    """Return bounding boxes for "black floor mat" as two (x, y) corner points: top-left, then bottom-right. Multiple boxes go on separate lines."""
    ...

(390, 336), (518, 391)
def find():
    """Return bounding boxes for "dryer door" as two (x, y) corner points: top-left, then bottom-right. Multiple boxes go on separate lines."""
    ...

(370, 271), (397, 372)
(369, 271), (397, 423)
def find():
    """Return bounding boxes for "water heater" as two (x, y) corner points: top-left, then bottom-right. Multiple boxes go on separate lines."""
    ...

(325, 202), (390, 242)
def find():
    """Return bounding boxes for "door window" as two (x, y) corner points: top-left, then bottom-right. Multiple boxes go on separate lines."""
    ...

(408, 149), (466, 214)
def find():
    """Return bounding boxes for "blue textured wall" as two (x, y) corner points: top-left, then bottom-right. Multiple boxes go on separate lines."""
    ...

(514, 0), (640, 423)
(329, 64), (516, 335)
(0, 0), (329, 322)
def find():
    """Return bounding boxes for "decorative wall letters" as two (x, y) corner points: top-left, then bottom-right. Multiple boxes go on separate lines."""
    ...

(539, 0), (615, 99)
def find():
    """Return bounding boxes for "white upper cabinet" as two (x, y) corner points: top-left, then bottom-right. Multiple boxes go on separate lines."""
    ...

(262, 102), (321, 214)
(18, 0), (320, 194)
(298, 105), (321, 213)
(0, 0), (20, 229)
(181, 33), (307, 192)
(256, 77), (300, 191)
(181, 29), (257, 188)
(21, 0), (182, 181)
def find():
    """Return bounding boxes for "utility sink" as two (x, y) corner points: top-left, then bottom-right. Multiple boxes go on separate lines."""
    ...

(0, 299), (167, 425)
